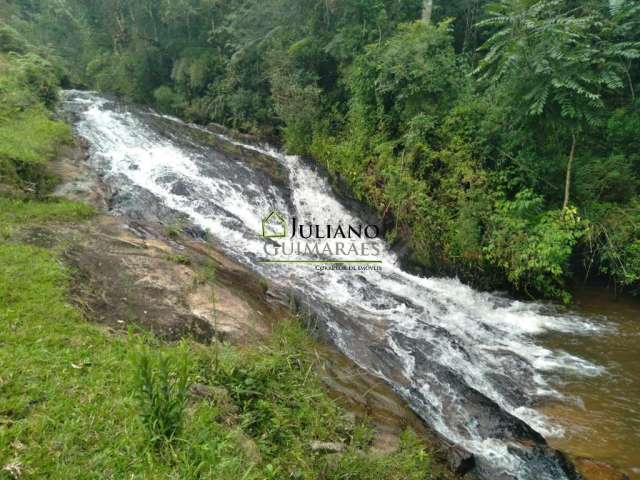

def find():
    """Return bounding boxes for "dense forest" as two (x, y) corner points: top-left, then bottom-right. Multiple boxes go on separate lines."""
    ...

(2, 0), (640, 302)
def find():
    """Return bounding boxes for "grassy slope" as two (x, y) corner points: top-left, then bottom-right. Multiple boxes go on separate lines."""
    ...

(0, 206), (435, 480)
(0, 53), (72, 194)
(0, 47), (435, 480)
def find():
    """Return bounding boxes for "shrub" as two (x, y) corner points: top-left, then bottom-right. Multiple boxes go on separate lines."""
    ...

(485, 190), (588, 301)
(0, 23), (28, 54)
(153, 85), (184, 115)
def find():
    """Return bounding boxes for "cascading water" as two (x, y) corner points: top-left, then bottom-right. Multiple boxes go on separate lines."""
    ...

(62, 90), (606, 480)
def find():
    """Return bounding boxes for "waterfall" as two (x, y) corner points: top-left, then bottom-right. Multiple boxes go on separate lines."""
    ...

(62, 90), (605, 480)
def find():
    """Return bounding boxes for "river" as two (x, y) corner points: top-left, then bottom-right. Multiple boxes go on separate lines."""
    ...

(61, 91), (639, 480)
(542, 286), (640, 478)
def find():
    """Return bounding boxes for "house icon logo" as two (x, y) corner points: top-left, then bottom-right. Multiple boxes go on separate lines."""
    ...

(261, 210), (287, 238)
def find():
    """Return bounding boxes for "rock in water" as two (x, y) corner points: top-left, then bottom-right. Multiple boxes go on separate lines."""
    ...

(447, 445), (476, 475)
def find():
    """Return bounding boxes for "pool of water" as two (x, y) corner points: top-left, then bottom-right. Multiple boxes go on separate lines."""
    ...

(541, 286), (640, 478)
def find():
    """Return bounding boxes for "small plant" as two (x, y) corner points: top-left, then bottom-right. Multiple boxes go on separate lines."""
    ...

(131, 341), (190, 449)
(258, 277), (269, 295)
(165, 253), (191, 265)
(163, 219), (185, 239)
(207, 261), (220, 372)
(193, 261), (217, 286)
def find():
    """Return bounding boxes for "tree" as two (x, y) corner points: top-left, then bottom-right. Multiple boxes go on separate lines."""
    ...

(475, 0), (631, 209)
(350, 21), (462, 141)
(422, 0), (433, 22)
(607, 0), (640, 102)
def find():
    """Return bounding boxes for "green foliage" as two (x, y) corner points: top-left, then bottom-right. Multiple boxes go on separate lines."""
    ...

(350, 20), (463, 139)
(163, 218), (186, 239)
(259, 277), (269, 295)
(166, 253), (192, 265)
(323, 430), (433, 480)
(0, 51), (70, 195)
(7, 0), (640, 298)
(0, 237), (249, 479)
(198, 318), (437, 478)
(270, 63), (322, 154)
(0, 23), (28, 54)
(476, 0), (624, 125)
(131, 342), (190, 448)
(485, 191), (588, 300)
(153, 85), (184, 115)
(582, 201), (640, 293)
(211, 320), (343, 454)
(0, 197), (93, 237)
(0, 107), (71, 162)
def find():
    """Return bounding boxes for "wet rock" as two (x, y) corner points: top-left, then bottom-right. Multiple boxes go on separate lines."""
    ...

(310, 441), (346, 454)
(170, 180), (192, 197)
(447, 445), (476, 475)
(183, 225), (209, 240)
(207, 123), (226, 134)
(574, 457), (630, 480)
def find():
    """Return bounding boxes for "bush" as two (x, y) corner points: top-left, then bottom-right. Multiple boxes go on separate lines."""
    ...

(485, 190), (588, 301)
(350, 20), (463, 140)
(153, 85), (184, 115)
(0, 23), (28, 54)
(583, 201), (640, 294)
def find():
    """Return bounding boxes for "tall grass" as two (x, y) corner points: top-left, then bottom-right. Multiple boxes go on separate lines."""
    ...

(131, 342), (190, 449)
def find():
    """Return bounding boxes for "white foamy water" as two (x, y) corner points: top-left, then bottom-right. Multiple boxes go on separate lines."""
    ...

(63, 91), (606, 480)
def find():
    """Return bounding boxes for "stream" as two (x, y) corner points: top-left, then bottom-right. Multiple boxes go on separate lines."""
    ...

(61, 91), (639, 480)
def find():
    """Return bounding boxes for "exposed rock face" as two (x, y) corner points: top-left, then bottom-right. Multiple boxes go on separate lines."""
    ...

(62, 226), (215, 343)
(57, 215), (279, 343)
(39, 142), (282, 344)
